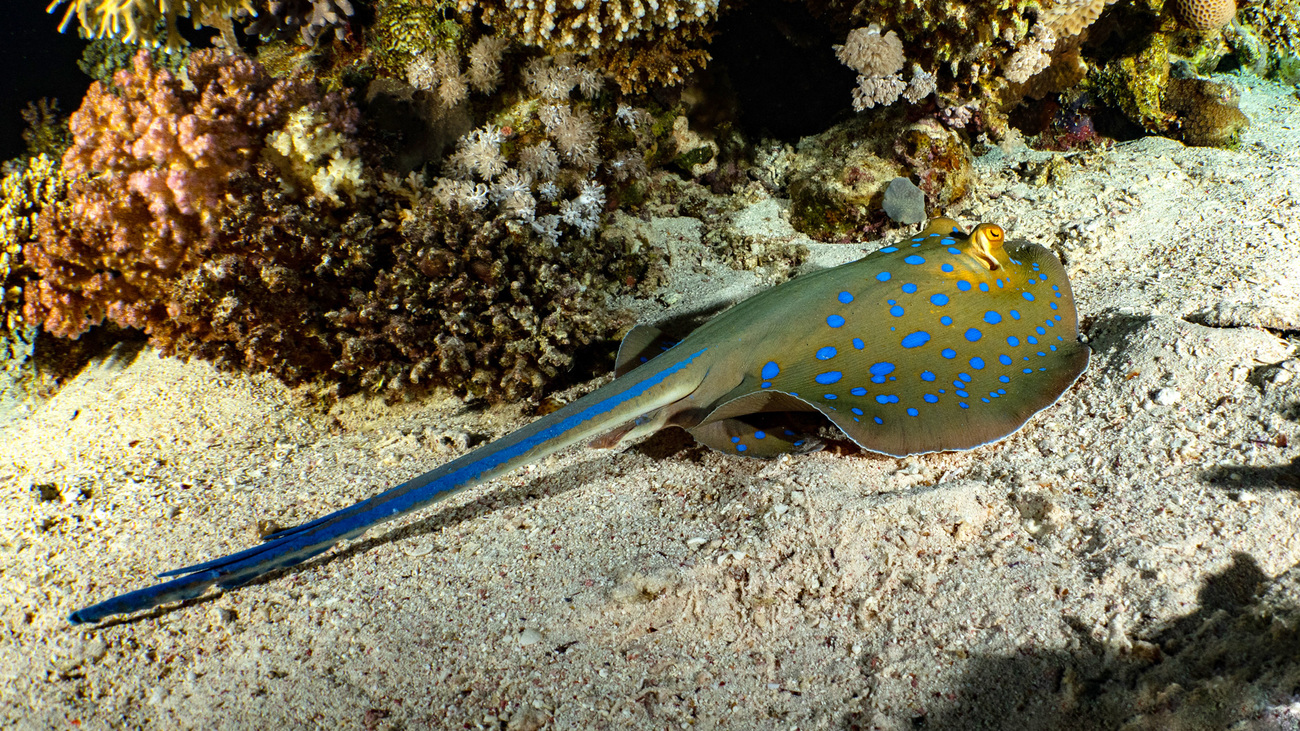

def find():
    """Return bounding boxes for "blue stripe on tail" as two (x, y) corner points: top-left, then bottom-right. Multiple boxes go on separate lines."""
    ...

(68, 348), (708, 624)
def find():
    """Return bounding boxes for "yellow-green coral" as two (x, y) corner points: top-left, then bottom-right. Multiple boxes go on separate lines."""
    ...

(368, 0), (468, 76)
(47, 0), (254, 48)
(1, 155), (68, 337)
(1096, 30), (1174, 132)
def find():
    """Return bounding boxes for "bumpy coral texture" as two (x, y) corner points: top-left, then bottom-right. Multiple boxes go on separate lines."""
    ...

(459, 0), (719, 91)
(157, 165), (645, 400)
(1173, 0), (1237, 31)
(1, 156), (67, 338)
(24, 50), (356, 340)
(834, 25), (937, 111)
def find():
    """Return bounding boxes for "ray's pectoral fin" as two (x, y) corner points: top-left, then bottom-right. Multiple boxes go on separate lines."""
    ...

(688, 390), (825, 458)
(615, 324), (682, 377)
(688, 415), (825, 458)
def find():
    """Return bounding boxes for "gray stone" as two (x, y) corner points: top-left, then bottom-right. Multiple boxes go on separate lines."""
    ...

(882, 177), (926, 224)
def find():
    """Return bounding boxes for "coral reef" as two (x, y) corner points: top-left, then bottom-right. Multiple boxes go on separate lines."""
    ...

(48, 0), (254, 48)
(23, 46), (657, 401)
(834, 24), (934, 110)
(458, 0), (720, 91)
(1, 155), (67, 356)
(160, 167), (647, 400)
(1238, 0), (1300, 79)
(245, 0), (355, 45)
(17, 100), (72, 161)
(24, 49), (356, 339)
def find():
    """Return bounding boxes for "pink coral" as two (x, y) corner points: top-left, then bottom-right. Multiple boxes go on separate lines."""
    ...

(25, 50), (357, 339)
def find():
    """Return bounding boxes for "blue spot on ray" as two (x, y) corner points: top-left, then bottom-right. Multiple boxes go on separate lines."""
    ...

(998, 354), (1012, 366)
(923, 394), (938, 403)
(1023, 292), (1036, 301)
(941, 348), (956, 359)
(902, 283), (918, 294)
(900, 331), (931, 348)
(970, 357), (985, 370)
(907, 408), (919, 417)
(852, 338), (865, 349)
(931, 293), (949, 306)
(904, 255), (925, 265)
(957, 281), (972, 292)
(838, 291), (854, 303)
(983, 311), (1002, 324)
(890, 306), (904, 317)
(876, 271), (892, 282)
(762, 361), (780, 379)
(921, 370), (936, 381)
(816, 346), (837, 360)
(850, 387), (867, 396)
(941, 316), (953, 326)
(965, 328), (983, 342)
(816, 371), (843, 385)
(827, 315), (845, 328)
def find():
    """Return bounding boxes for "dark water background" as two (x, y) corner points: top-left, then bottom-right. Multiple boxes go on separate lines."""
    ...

(0, 3), (88, 162)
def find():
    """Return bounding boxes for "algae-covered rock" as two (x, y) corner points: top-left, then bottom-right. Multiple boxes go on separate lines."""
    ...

(893, 120), (973, 212)
(786, 117), (905, 242)
(1165, 76), (1249, 147)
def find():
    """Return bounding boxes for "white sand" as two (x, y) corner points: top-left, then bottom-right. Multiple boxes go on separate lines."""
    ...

(3, 75), (1300, 729)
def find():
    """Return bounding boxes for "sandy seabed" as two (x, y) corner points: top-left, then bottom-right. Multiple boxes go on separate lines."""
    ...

(3, 75), (1300, 730)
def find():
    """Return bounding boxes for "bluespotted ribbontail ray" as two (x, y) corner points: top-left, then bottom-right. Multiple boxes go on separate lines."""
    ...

(69, 217), (1089, 624)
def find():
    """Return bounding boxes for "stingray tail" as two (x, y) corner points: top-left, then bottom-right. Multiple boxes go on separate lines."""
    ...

(68, 348), (709, 625)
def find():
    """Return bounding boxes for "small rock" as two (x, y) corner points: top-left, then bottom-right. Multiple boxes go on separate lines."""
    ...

(518, 628), (544, 646)
(1151, 388), (1182, 406)
(882, 177), (926, 224)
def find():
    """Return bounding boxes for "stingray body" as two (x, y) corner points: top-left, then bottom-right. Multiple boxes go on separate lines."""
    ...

(69, 218), (1089, 624)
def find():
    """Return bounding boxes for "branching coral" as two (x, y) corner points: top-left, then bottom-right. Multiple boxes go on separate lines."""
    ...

(24, 50), (358, 339)
(48, 0), (254, 48)
(24, 46), (653, 401)
(425, 54), (655, 245)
